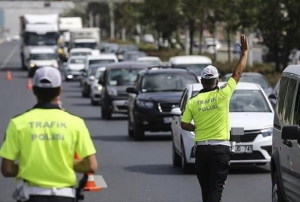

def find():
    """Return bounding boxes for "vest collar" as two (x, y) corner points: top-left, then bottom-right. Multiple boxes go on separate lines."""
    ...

(33, 103), (61, 109)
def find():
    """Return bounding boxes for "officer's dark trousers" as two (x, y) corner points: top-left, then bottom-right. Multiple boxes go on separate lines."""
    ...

(17, 195), (74, 202)
(195, 145), (230, 202)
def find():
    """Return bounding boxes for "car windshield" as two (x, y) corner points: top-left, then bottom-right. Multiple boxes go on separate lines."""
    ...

(74, 42), (97, 49)
(71, 52), (90, 56)
(95, 69), (105, 79)
(69, 58), (85, 64)
(89, 59), (116, 66)
(88, 66), (102, 76)
(30, 53), (56, 60)
(107, 68), (142, 86)
(224, 74), (270, 89)
(192, 89), (272, 112)
(142, 73), (198, 92)
(173, 64), (210, 76)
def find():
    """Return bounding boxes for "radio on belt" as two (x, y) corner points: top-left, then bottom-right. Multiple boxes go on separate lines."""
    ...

(230, 127), (244, 153)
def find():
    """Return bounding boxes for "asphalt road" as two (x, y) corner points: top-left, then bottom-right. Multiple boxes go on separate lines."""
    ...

(0, 41), (272, 202)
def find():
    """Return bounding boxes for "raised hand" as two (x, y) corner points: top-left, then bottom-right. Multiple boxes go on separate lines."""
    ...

(240, 34), (249, 54)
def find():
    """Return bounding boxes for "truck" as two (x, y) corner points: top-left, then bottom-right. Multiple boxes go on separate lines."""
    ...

(69, 28), (101, 55)
(59, 17), (83, 61)
(20, 14), (60, 70)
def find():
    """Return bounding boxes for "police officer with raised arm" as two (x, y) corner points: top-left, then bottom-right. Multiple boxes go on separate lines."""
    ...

(0, 66), (98, 202)
(181, 34), (249, 202)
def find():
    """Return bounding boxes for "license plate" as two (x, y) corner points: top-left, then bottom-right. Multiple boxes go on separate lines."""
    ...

(235, 145), (253, 154)
(163, 117), (172, 123)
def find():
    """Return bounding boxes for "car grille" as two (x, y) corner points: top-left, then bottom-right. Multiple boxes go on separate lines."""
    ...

(230, 151), (265, 160)
(158, 103), (179, 112)
(231, 130), (260, 143)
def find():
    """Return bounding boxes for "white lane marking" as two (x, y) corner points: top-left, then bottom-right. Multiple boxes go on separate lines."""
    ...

(94, 175), (108, 188)
(0, 45), (19, 69)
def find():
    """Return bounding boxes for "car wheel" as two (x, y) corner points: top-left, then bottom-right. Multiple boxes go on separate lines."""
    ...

(101, 106), (112, 120)
(172, 141), (182, 167)
(272, 171), (284, 202)
(133, 123), (144, 140)
(181, 141), (194, 173)
(127, 119), (134, 137)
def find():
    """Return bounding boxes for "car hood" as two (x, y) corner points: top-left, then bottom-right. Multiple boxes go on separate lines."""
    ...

(230, 112), (274, 130)
(30, 60), (57, 66)
(68, 64), (85, 71)
(137, 92), (183, 103)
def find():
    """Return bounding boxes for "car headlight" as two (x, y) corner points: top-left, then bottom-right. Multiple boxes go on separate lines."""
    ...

(95, 85), (102, 91)
(261, 127), (273, 137)
(30, 62), (36, 68)
(107, 88), (118, 96)
(136, 100), (154, 108)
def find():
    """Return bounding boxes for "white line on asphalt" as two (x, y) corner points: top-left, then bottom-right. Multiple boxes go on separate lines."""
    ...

(94, 175), (108, 188)
(0, 45), (19, 69)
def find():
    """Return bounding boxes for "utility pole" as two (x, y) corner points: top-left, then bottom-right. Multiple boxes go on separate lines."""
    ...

(247, 33), (254, 67)
(108, 1), (115, 39)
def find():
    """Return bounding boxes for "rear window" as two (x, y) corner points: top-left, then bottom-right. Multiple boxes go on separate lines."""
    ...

(107, 68), (142, 86)
(89, 59), (116, 66)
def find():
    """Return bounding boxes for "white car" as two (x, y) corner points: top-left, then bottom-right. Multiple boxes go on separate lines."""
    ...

(84, 54), (118, 71)
(63, 56), (86, 81)
(28, 47), (59, 70)
(171, 82), (274, 172)
(90, 67), (106, 105)
(137, 56), (162, 66)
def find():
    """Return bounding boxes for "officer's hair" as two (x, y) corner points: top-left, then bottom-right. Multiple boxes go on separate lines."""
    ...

(201, 78), (217, 87)
(33, 79), (60, 103)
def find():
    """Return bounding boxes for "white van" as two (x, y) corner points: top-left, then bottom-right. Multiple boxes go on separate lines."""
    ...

(169, 55), (212, 80)
(271, 65), (300, 201)
(28, 47), (58, 70)
(84, 54), (118, 71)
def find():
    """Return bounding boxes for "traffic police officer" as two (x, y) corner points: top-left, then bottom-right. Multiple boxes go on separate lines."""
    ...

(181, 34), (249, 202)
(0, 66), (98, 202)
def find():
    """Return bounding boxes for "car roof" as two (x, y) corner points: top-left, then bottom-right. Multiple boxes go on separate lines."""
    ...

(137, 56), (161, 61)
(105, 61), (149, 70)
(283, 65), (300, 75)
(70, 48), (92, 52)
(86, 54), (118, 60)
(139, 68), (194, 75)
(169, 55), (212, 64)
(68, 55), (87, 60)
(29, 48), (56, 54)
(189, 82), (263, 92)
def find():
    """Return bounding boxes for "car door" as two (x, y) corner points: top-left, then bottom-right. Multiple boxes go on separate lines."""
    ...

(279, 76), (298, 200)
(284, 79), (300, 201)
(173, 89), (188, 152)
(128, 74), (140, 123)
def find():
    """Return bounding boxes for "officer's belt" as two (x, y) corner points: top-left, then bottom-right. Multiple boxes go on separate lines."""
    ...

(27, 186), (76, 198)
(196, 140), (230, 146)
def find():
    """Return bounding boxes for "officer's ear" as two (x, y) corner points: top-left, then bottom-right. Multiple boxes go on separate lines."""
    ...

(215, 79), (219, 86)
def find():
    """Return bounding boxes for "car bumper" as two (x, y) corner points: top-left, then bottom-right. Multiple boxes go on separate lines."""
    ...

(91, 89), (101, 102)
(64, 70), (82, 80)
(182, 131), (272, 164)
(135, 109), (174, 132)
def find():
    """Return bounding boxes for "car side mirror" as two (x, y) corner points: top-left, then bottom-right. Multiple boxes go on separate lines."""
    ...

(282, 125), (300, 140)
(268, 94), (276, 100)
(89, 75), (95, 81)
(170, 107), (181, 116)
(126, 87), (137, 94)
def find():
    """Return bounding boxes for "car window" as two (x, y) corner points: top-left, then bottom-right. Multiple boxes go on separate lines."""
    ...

(181, 92), (189, 113)
(293, 83), (300, 125)
(179, 90), (188, 112)
(71, 52), (90, 56)
(95, 69), (105, 79)
(107, 68), (142, 86)
(239, 75), (270, 89)
(141, 73), (198, 92)
(277, 77), (289, 119)
(282, 78), (297, 124)
(172, 64), (210, 76)
(192, 89), (272, 112)
(69, 58), (85, 64)
(89, 59), (116, 66)
(30, 53), (56, 60)
(87, 66), (101, 76)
